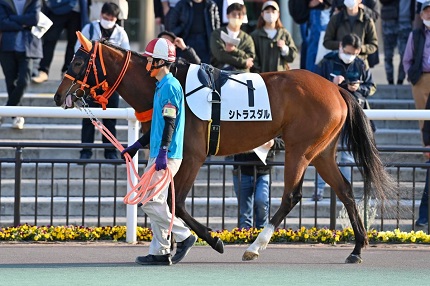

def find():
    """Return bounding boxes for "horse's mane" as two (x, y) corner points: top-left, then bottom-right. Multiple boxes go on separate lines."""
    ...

(99, 39), (145, 59)
(99, 39), (190, 74)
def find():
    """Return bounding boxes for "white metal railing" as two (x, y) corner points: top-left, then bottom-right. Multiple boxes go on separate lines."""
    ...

(2, 106), (430, 243)
(0, 106), (140, 243)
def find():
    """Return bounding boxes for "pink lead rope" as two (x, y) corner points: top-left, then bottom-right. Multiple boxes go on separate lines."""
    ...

(90, 119), (176, 239)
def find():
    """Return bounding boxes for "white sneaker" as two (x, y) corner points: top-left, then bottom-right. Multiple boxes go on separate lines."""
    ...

(32, 71), (48, 83)
(12, 117), (24, 129)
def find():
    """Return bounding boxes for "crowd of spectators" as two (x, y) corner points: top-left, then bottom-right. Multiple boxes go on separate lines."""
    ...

(1, 0), (430, 227)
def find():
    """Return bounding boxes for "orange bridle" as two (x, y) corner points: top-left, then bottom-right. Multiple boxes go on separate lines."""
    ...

(64, 41), (132, 110)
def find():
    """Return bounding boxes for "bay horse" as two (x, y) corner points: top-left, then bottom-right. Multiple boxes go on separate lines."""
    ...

(53, 34), (395, 263)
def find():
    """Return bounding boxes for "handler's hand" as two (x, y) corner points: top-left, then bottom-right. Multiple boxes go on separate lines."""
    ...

(121, 141), (142, 160)
(155, 148), (168, 171)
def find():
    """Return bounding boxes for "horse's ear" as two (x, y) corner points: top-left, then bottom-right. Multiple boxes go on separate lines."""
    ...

(76, 31), (92, 52)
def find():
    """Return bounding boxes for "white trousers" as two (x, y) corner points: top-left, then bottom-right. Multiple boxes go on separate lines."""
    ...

(141, 157), (191, 255)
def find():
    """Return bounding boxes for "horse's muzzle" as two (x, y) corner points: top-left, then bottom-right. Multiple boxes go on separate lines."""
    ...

(53, 93), (63, 106)
(54, 93), (78, 109)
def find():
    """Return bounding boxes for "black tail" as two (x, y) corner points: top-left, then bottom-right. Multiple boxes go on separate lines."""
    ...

(338, 87), (396, 201)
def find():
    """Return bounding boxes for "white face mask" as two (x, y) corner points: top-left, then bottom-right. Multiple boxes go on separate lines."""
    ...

(424, 19), (430, 28)
(339, 49), (356, 64)
(100, 18), (116, 29)
(228, 18), (242, 29)
(263, 12), (278, 24)
(344, 0), (356, 9)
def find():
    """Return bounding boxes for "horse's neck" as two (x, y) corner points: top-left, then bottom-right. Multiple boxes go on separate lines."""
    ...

(170, 63), (189, 89)
(103, 45), (154, 112)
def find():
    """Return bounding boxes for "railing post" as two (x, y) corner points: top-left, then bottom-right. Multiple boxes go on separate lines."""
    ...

(329, 188), (336, 229)
(126, 115), (139, 243)
(14, 146), (23, 226)
(427, 167), (430, 234)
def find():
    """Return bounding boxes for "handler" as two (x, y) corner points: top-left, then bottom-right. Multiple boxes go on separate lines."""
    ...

(121, 37), (196, 266)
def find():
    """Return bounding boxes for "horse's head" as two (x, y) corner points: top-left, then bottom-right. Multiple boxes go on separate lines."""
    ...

(54, 32), (98, 108)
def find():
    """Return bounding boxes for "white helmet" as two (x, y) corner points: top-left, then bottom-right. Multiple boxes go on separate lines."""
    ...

(143, 38), (176, 62)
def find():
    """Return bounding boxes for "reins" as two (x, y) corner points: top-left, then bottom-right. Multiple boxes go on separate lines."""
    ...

(71, 41), (176, 238)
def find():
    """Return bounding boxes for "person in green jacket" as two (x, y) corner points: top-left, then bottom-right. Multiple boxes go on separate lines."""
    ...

(323, 0), (378, 69)
(210, 2), (255, 72)
(250, 1), (298, 73)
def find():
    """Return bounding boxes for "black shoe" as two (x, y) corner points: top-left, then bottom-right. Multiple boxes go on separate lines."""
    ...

(135, 254), (172, 266)
(388, 80), (394, 85)
(78, 152), (92, 165)
(172, 235), (197, 264)
(105, 153), (118, 160)
(397, 79), (403, 85)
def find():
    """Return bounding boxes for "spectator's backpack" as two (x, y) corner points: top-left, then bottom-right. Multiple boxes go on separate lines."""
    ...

(46, 0), (78, 15)
(288, 0), (311, 24)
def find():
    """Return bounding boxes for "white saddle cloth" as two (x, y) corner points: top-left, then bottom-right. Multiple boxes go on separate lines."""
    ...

(185, 64), (272, 121)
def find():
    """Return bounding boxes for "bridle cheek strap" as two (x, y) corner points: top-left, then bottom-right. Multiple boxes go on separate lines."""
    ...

(65, 42), (131, 110)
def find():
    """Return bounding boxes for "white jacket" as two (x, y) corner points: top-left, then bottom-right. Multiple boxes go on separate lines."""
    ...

(74, 20), (130, 52)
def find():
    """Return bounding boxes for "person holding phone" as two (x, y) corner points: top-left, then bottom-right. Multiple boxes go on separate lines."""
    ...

(312, 33), (376, 201)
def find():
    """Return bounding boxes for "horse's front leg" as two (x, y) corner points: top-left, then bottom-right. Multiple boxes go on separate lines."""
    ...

(172, 157), (225, 254)
(242, 175), (304, 261)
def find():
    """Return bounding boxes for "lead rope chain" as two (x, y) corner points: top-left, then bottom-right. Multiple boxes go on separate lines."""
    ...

(79, 100), (176, 238)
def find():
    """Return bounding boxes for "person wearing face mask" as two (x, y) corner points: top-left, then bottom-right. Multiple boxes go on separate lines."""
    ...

(165, 0), (220, 64)
(121, 38), (197, 266)
(210, 2), (255, 71)
(75, 2), (130, 161)
(31, 0), (89, 84)
(403, 1), (430, 130)
(403, 2), (430, 228)
(312, 33), (376, 201)
(250, 1), (297, 72)
(323, 0), (378, 69)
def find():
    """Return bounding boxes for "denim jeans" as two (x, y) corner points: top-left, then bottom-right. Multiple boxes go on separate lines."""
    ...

(233, 172), (270, 229)
(316, 151), (355, 194)
(417, 165), (429, 224)
(306, 9), (328, 73)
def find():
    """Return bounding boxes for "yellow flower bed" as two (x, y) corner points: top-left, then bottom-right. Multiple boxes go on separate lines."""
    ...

(0, 224), (429, 244)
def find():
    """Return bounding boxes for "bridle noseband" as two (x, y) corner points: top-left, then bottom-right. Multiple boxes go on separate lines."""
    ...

(64, 41), (131, 110)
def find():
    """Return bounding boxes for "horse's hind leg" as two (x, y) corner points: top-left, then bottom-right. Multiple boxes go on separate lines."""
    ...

(242, 156), (308, 261)
(313, 148), (367, 263)
(172, 155), (224, 254)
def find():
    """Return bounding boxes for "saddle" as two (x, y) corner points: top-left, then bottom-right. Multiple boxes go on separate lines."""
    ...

(186, 63), (255, 155)
(196, 63), (233, 102)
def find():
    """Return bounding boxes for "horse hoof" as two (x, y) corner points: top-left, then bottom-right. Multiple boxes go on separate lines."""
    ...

(242, 251), (259, 261)
(345, 254), (363, 264)
(212, 237), (224, 254)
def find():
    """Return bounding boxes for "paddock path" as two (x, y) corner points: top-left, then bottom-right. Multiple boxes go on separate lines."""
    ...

(0, 242), (429, 285)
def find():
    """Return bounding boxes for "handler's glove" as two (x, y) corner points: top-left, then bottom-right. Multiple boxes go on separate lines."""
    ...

(155, 147), (168, 171)
(121, 141), (143, 160)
